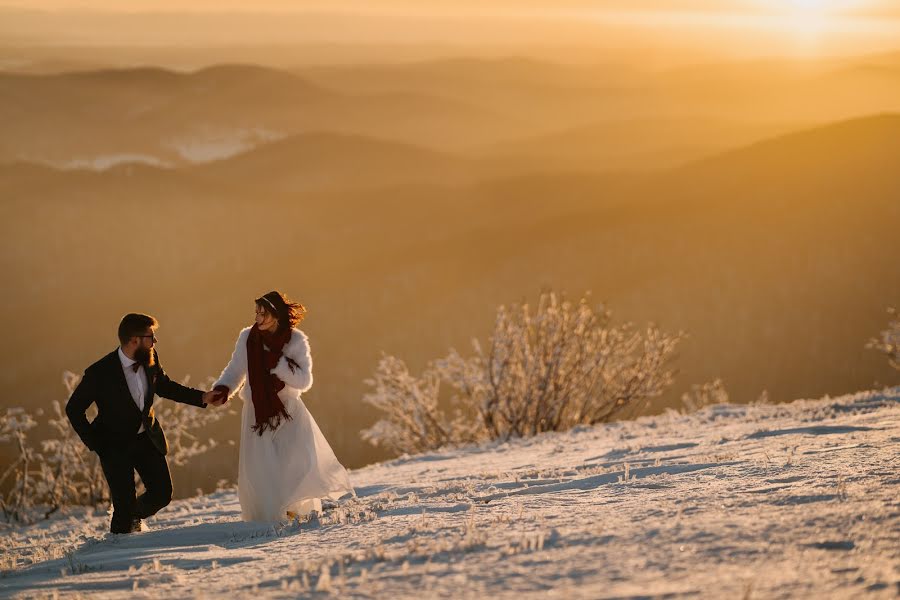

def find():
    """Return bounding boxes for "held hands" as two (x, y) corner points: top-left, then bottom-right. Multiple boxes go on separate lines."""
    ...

(202, 387), (229, 407)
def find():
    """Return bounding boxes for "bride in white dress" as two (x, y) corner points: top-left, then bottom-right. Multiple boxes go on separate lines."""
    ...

(210, 290), (354, 521)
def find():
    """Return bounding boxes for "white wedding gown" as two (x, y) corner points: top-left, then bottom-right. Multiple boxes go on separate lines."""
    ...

(215, 326), (354, 521)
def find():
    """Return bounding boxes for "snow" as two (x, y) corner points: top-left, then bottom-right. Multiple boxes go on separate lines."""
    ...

(60, 154), (172, 171)
(12, 129), (285, 171)
(1, 387), (898, 598)
(167, 129), (284, 163)
(22, 154), (173, 171)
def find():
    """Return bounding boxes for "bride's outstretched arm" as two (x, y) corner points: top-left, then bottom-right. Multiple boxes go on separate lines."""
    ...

(272, 330), (313, 392)
(214, 327), (251, 400)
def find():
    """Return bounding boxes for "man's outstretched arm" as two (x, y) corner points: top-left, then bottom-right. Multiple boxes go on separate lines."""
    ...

(154, 353), (208, 407)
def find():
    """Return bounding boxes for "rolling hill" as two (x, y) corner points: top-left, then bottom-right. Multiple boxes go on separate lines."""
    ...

(1, 114), (897, 480)
(4, 53), (900, 173)
(186, 132), (486, 193)
(0, 64), (521, 166)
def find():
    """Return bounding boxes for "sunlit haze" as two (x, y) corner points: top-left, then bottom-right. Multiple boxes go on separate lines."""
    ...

(2, 0), (900, 61)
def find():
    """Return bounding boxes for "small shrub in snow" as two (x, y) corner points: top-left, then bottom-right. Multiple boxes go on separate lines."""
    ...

(680, 379), (729, 414)
(0, 407), (43, 523)
(63, 550), (91, 575)
(153, 375), (235, 468)
(753, 389), (771, 405)
(362, 290), (684, 454)
(315, 562), (333, 592)
(0, 551), (17, 572)
(866, 307), (900, 371)
(36, 373), (110, 514)
(0, 372), (233, 525)
(360, 356), (479, 455)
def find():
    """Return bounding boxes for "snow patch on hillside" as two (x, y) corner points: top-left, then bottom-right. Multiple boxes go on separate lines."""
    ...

(1, 387), (898, 598)
(167, 128), (285, 162)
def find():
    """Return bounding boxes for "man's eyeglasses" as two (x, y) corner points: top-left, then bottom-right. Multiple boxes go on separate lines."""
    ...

(136, 334), (158, 343)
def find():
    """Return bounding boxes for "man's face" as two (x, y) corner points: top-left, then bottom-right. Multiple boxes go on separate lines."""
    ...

(133, 327), (157, 365)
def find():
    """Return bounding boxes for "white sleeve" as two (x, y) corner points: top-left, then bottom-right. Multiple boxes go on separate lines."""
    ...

(214, 329), (250, 396)
(271, 330), (313, 392)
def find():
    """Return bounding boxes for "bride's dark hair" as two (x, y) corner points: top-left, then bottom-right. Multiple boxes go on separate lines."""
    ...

(255, 290), (307, 332)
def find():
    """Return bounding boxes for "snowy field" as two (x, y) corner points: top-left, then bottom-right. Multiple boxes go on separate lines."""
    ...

(2, 387), (898, 599)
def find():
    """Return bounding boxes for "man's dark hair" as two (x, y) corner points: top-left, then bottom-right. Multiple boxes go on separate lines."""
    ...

(118, 313), (158, 345)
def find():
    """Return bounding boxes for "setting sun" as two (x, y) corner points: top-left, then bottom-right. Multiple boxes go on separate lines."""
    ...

(743, 0), (876, 41)
(758, 0), (873, 18)
(763, 0), (863, 10)
(788, 0), (828, 10)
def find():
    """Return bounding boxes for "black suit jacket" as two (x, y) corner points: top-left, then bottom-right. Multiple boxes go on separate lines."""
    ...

(66, 348), (205, 456)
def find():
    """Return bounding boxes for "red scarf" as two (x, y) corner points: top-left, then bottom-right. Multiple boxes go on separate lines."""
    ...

(246, 324), (293, 435)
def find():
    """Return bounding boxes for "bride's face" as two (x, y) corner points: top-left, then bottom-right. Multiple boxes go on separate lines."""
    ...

(255, 305), (279, 332)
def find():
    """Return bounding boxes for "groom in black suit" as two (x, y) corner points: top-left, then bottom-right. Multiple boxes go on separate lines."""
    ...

(66, 313), (219, 534)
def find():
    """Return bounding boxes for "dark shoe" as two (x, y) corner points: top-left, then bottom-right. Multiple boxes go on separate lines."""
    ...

(110, 526), (134, 535)
(110, 514), (135, 534)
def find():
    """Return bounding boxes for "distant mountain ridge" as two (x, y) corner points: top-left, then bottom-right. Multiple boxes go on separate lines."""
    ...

(0, 62), (520, 166)
(676, 113), (900, 176)
(3, 52), (900, 170)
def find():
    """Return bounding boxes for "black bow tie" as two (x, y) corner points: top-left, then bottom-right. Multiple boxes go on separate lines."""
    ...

(131, 362), (141, 373)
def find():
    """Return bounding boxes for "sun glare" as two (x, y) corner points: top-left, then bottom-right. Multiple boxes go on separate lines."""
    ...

(760, 0), (875, 20)
(751, 0), (858, 19)
(788, 0), (825, 12)
(788, 1), (829, 34)
(756, 0), (848, 40)
(763, 0), (867, 12)
(787, 0), (855, 26)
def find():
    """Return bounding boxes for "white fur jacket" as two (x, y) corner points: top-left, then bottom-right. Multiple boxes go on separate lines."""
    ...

(214, 327), (313, 400)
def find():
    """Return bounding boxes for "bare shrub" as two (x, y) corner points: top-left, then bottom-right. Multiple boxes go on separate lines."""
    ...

(0, 407), (40, 523)
(154, 376), (236, 467)
(362, 290), (685, 454)
(753, 390), (771, 405)
(866, 307), (900, 371)
(36, 372), (108, 517)
(680, 379), (730, 414)
(360, 356), (482, 456)
(0, 372), (233, 525)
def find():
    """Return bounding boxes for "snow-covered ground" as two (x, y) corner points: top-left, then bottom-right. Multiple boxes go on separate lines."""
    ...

(2, 388), (898, 599)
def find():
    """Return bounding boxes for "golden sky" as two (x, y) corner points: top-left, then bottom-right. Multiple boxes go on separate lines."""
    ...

(2, 0), (899, 59)
(2, 0), (899, 15)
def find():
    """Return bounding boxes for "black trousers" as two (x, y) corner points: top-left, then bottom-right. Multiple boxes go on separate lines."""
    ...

(99, 431), (173, 534)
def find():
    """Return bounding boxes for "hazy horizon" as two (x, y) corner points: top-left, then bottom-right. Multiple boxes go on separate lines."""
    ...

(3, 1), (900, 64)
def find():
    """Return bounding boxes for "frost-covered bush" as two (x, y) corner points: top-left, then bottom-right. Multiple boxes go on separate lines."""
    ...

(0, 372), (233, 525)
(360, 356), (482, 456)
(362, 291), (684, 454)
(21, 371), (110, 519)
(0, 407), (40, 522)
(680, 379), (729, 414)
(154, 375), (233, 468)
(866, 307), (900, 371)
